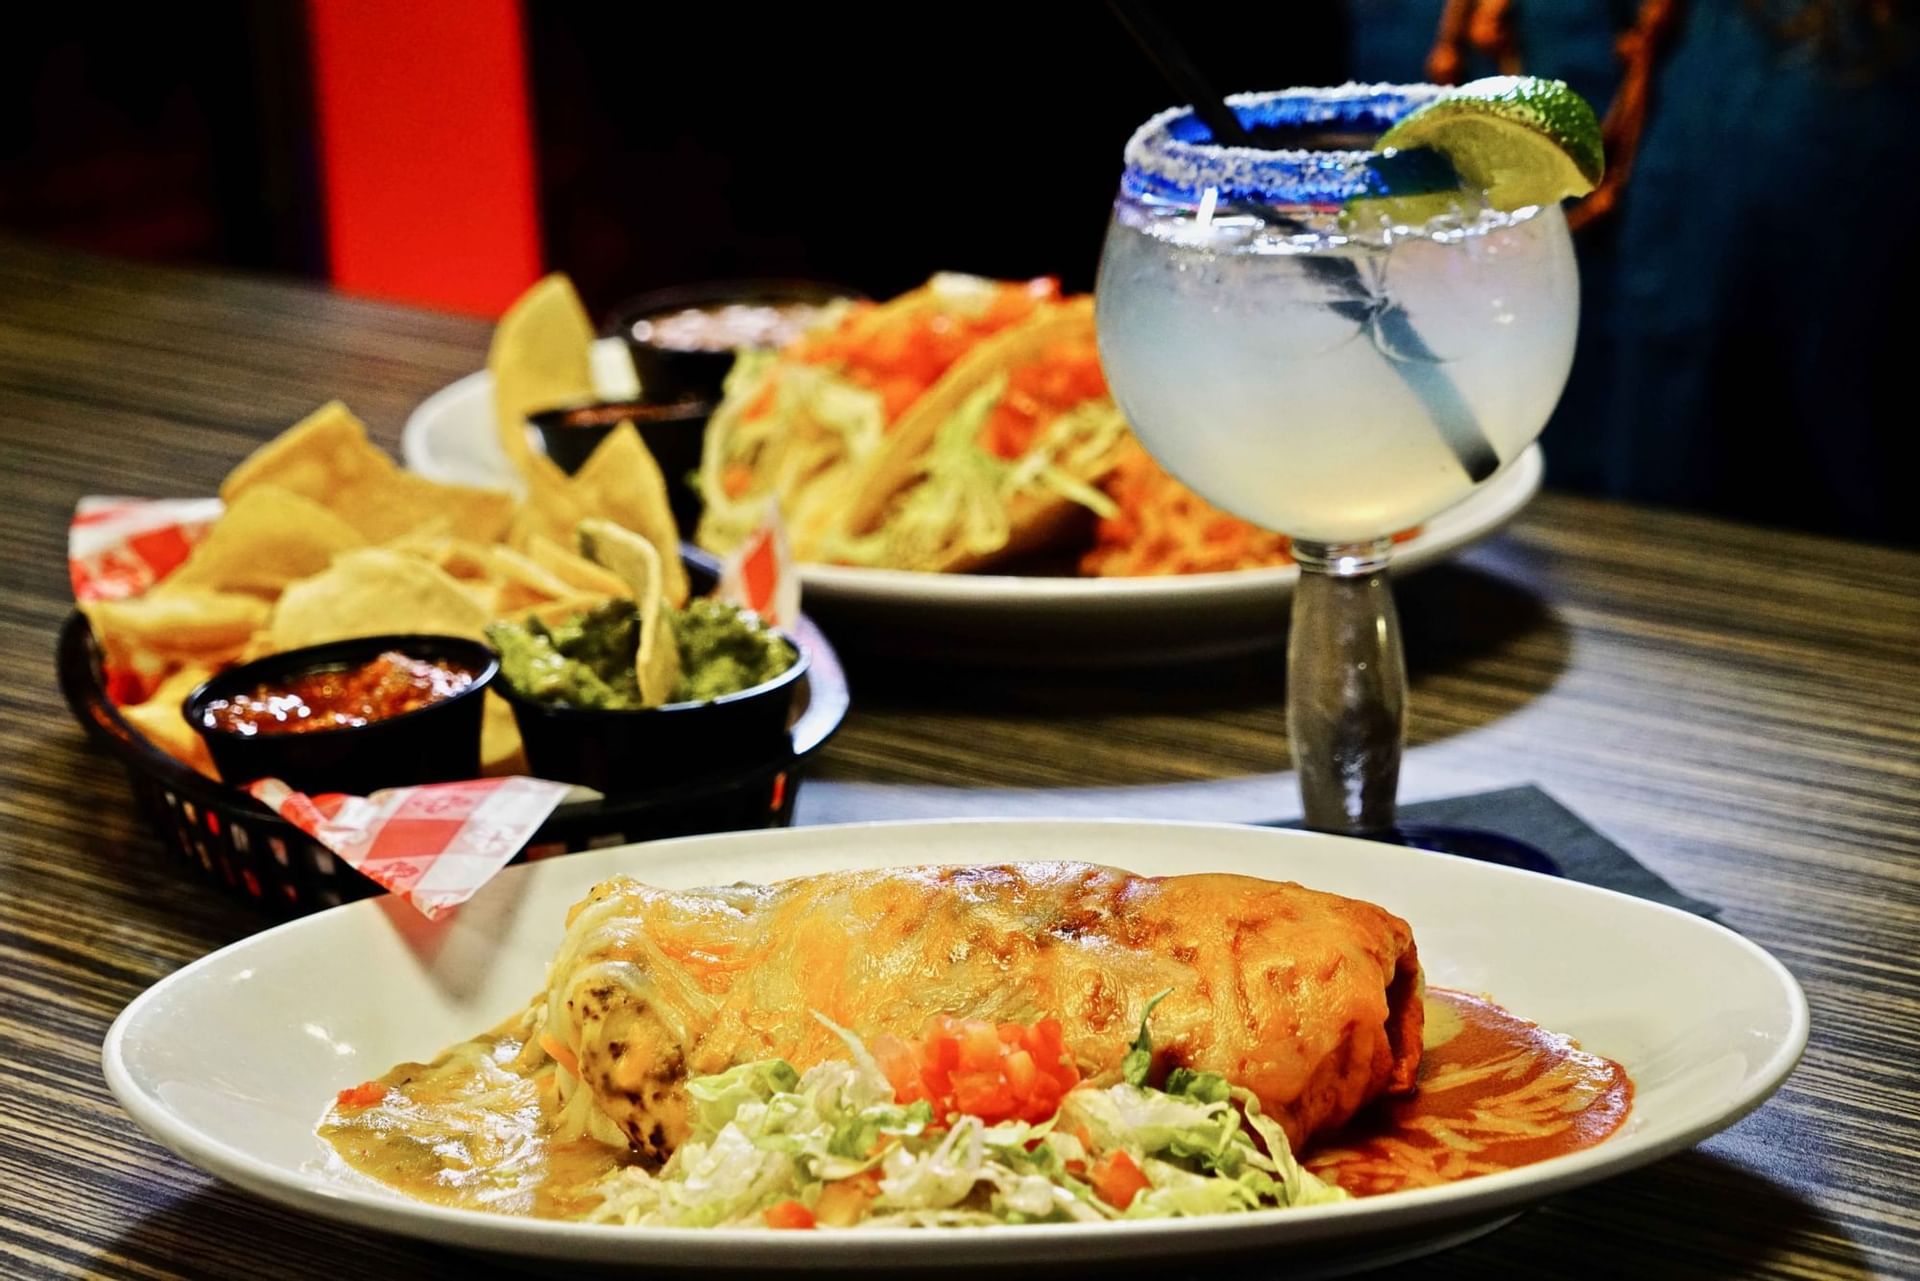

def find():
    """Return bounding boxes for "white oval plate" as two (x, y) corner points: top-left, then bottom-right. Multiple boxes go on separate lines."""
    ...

(104, 820), (1804, 1274)
(403, 363), (1542, 664)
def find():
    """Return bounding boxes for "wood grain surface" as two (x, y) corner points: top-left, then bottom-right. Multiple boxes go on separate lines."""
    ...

(1, 235), (1916, 1279)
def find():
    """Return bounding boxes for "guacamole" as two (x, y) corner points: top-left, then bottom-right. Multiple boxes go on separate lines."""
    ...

(488, 598), (793, 710)
(487, 600), (644, 710)
(671, 598), (794, 703)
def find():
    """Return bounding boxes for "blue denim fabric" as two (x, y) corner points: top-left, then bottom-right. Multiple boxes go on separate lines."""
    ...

(1349, 0), (1918, 541)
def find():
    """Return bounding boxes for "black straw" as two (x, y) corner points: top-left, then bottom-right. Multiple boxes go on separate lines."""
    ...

(1102, 0), (1501, 485)
(1105, 1), (1253, 147)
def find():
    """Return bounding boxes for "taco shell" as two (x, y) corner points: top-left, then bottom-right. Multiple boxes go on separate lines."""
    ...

(828, 296), (1128, 573)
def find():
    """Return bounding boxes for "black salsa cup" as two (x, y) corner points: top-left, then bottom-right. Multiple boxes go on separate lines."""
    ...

(526, 397), (713, 533)
(608, 279), (862, 406)
(183, 635), (498, 795)
(494, 634), (810, 795)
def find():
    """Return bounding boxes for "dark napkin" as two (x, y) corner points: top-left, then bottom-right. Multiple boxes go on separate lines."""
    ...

(1268, 783), (1721, 920)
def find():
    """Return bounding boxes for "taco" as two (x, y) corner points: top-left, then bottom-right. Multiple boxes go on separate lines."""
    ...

(694, 273), (1062, 558)
(820, 296), (1131, 573)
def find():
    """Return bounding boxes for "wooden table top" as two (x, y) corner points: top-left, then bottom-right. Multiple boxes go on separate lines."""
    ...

(1, 236), (1915, 1279)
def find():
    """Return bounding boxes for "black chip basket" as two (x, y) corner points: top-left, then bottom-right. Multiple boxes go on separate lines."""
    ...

(56, 551), (850, 917)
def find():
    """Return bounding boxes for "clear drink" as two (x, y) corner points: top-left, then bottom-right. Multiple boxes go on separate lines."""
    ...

(1095, 84), (1586, 837)
(1096, 202), (1577, 543)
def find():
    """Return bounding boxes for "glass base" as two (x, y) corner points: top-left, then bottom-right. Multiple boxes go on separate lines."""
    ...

(1377, 824), (1562, 876)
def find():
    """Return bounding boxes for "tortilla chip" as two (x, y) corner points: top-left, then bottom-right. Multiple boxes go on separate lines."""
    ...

(516, 591), (622, 629)
(159, 485), (364, 598)
(462, 580), (504, 618)
(638, 612), (681, 708)
(480, 691), (526, 776)
(489, 274), (594, 496)
(506, 481), (591, 555)
(82, 591), (271, 689)
(383, 532), (496, 583)
(576, 518), (681, 706)
(118, 665), (219, 779)
(568, 423), (689, 606)
(486, 546), (579, 614)
(223, 401), (514, 545)
(386, 514), (456, 545)
(524, 535), (630, 598)
(221, 401), (384, 505)
(263, 549), (490, 652)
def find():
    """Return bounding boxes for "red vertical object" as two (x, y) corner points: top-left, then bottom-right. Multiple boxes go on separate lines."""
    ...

(307, 0), (542, 316)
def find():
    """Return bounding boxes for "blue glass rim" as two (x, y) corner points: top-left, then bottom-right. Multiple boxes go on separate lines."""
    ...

(1122, 83), (1445, 207)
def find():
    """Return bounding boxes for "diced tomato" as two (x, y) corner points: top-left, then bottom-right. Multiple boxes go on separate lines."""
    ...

(335, 1081), (387, 1109)
(981, 401), (1037, 460)
(1090, 1150), (1152, 1210)
(976, 340), (1108, 461)
(742, 374), (781, 421)
(877, 376), (925, 423)
(1004, 1049), (1037, 1095)
(1027, 1018), (1068, 1068)
(721, 463), (756, 500)
(958, 1019), (1001, 1068)
(873, 1034), (925, 1103)
(791, 280), (1072, 429)
(763, 1199), (817, 1230)
(873, 1015), (1081, 1126)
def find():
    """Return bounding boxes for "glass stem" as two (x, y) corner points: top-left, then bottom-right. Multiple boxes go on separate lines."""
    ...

(1287, 539), (1405, 836)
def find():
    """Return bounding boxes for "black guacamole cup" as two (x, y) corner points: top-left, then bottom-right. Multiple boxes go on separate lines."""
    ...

(184, 635), (498, 796)
(493, 635), (810, 794)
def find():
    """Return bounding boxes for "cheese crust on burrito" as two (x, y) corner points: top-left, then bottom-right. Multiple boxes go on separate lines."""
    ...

(534, 861), (1423, 1161)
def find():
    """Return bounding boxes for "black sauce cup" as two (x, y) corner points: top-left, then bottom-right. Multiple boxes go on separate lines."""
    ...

(184, 635), (498, 796)
(494, 636), (810, 794)
(526, 397), (713, 533)
(609, 279), (862, 406)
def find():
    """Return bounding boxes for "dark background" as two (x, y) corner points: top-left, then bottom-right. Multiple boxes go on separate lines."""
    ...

(0, 5), (1348, 301)
(3, 2), (1914, 544)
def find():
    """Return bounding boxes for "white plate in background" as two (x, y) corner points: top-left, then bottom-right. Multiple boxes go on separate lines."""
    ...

(404, 370), (1537, 663)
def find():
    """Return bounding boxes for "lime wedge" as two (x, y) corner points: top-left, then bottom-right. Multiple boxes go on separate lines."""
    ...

(1377, 76), (1605, 211)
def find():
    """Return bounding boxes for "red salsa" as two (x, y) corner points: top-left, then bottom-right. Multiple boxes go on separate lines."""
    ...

(202, 651), (478, 737)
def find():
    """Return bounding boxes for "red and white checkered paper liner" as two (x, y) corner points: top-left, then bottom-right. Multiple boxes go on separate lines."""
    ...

(70, 496), (222, 603)
(71, 495), (802, 918)
(248, 777), (574, 918)
(717, 500), (799, 628)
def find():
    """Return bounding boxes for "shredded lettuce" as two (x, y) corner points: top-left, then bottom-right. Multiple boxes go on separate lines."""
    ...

(582, 1003), (1348, 1229)
(696, 353), (886, 555)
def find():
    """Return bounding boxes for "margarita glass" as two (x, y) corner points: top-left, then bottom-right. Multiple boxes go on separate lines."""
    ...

(1095, 85), (1579, 835)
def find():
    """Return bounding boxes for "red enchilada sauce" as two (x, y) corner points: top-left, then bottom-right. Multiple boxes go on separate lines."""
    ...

(202, 651), (478, 737)
(1305, 988), (1633, 1195)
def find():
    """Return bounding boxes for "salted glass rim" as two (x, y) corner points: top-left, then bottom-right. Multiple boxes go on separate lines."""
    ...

(1121, 83), (1446, 207)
